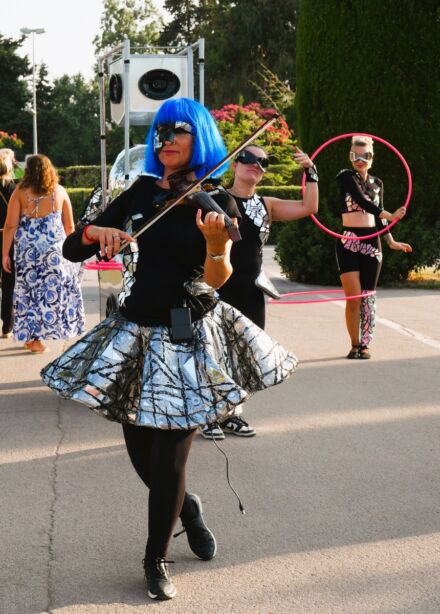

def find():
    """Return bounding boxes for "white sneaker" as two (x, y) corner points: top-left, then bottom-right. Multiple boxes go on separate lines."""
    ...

(221, 416), (256, 437)
(201, 423), (225, 440)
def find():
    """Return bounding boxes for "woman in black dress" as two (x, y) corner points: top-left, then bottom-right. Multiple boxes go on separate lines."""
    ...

(202, 144), (318, 439)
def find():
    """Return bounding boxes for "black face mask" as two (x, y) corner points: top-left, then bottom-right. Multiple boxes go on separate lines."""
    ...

(153, 121), (195, 153)
(235, 150), (269, 172)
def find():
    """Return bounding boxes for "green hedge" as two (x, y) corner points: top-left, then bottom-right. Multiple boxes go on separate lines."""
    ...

(65, 185), (304, 241)
(58, 166), (102, 189)
(259, 163), (303, 187)
(259, 185), (301, 199)
(258, 185), (303, 244)
(67, 188), (93, 221)
(289, 0), (440, 284)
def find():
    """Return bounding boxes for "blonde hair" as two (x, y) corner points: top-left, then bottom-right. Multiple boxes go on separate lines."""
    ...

(351, 135), (374, 151)
(20, 154), (58, 194)
(0, 152), (14, 186)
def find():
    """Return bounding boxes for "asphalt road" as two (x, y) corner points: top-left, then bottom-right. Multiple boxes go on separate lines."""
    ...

(1, 248), (439, 614)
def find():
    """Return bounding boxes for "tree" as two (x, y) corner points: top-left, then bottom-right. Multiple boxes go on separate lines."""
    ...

(43, 75), (100, 166)
(94, 0), (163, 56)
(32, 62), (53, 157)
(250, 63), (295, 114)
(160, 1), (299, 109)
(0, 33), (31, 151)
(277, 0), (440, 284)
(160, 0), (201, 47)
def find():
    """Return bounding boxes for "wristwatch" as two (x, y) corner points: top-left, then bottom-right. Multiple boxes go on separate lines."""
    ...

(208, 252), (226, 261)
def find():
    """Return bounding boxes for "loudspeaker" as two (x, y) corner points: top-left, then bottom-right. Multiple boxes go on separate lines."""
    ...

(109, 55), (189, 126)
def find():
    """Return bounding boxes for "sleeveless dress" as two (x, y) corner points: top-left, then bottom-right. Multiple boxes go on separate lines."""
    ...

(218, 193), (270, 328)
(13, 192), (85, 342)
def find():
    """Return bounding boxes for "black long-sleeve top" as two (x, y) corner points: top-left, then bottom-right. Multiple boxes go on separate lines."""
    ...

(336, 169), (390, 234)
(63, 175), (240, 326)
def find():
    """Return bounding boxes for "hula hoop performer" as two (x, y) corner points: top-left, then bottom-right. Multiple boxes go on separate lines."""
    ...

(201, 143), (318, 440)
(40, 98), (297, 601)
(336, 135), (412, 359)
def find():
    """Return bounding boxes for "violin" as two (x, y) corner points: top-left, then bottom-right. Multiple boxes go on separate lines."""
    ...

(152, 167), (241, 242)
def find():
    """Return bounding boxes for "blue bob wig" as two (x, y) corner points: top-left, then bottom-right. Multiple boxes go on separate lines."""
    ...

(144, 98), (229, 179)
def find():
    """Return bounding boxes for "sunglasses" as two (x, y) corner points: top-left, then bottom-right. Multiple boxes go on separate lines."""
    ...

(349, 151), (373, 162)
(235, 150), (269, 171)
(154, 121), (195, 152)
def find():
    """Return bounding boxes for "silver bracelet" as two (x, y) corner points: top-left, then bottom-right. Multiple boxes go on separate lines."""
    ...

(207, 252), (226, 261)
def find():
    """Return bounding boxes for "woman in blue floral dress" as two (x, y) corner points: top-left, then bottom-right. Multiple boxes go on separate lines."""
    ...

(2, 154), (85, 353)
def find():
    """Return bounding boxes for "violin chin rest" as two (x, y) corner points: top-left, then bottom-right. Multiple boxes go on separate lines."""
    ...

(227, 226), (242, 242)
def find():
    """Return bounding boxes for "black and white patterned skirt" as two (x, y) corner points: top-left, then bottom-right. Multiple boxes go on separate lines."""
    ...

(41, 302), (297, 430)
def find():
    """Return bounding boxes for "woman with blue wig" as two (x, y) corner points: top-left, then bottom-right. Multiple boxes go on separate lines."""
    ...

(41, 97), (297, 601)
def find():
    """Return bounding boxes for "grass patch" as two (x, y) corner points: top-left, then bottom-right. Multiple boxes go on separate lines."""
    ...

(387, 267), (440, 290)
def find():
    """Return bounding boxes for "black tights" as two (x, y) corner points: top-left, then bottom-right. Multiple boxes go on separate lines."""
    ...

(122, 423), (197, 559)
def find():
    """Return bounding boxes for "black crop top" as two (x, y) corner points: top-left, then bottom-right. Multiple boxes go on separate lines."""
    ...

(337, 169), (390, 234)
(63, 175), (241, 326)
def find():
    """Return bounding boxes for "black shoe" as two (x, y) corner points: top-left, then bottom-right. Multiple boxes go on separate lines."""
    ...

(201, 422), (225, 440)
(346, 345), (360, 359)
(359, 346), (371, 359)
(174, 493), (217, 560)
(221, 415), (256, 437)
(143, 557), (177, 600)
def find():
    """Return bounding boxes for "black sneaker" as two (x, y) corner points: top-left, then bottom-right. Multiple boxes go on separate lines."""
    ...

(201, 423), (225, 440)
(144, 557), (177, 600)
(221, 415), (256, 437)
(174, 493), (217, 560)
(359, 346), (371, 359)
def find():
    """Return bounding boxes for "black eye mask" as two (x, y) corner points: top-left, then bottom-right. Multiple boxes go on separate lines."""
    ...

(153, 122), (194, 153)
(235, 150), (269, 172)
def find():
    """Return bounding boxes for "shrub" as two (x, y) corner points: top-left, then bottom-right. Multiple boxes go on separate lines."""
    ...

(258, 186), (303, 244)
(66, 188), (93, 221)
(288, 0), (440, 284)
(211, 103), (299, 186)
(0, 130), (23, 151)
(58, 166), (102, 188)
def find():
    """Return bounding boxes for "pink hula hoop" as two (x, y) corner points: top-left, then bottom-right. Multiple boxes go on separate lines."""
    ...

(301, 132), (412, 240)
(84, 260), (123, 271)
(268, 289), (376, 305)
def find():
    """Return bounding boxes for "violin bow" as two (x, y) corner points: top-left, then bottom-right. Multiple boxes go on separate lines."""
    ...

(118, 113), (280, 252)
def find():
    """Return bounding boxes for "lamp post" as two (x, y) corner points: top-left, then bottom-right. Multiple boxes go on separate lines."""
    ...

(20, 27), (45, 154)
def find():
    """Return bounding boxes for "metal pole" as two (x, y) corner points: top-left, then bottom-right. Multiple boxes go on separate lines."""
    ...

(198, 38), (205, 105)
(187, 45), (194, 99)
(123, 38), (131, 189)
(32, 32), (38, 154)
(98, 59), (107, 209)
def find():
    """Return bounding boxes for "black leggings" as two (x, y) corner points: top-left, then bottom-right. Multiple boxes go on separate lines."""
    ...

(122, 423), (197, 559)
(0, 235), (14, 334)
